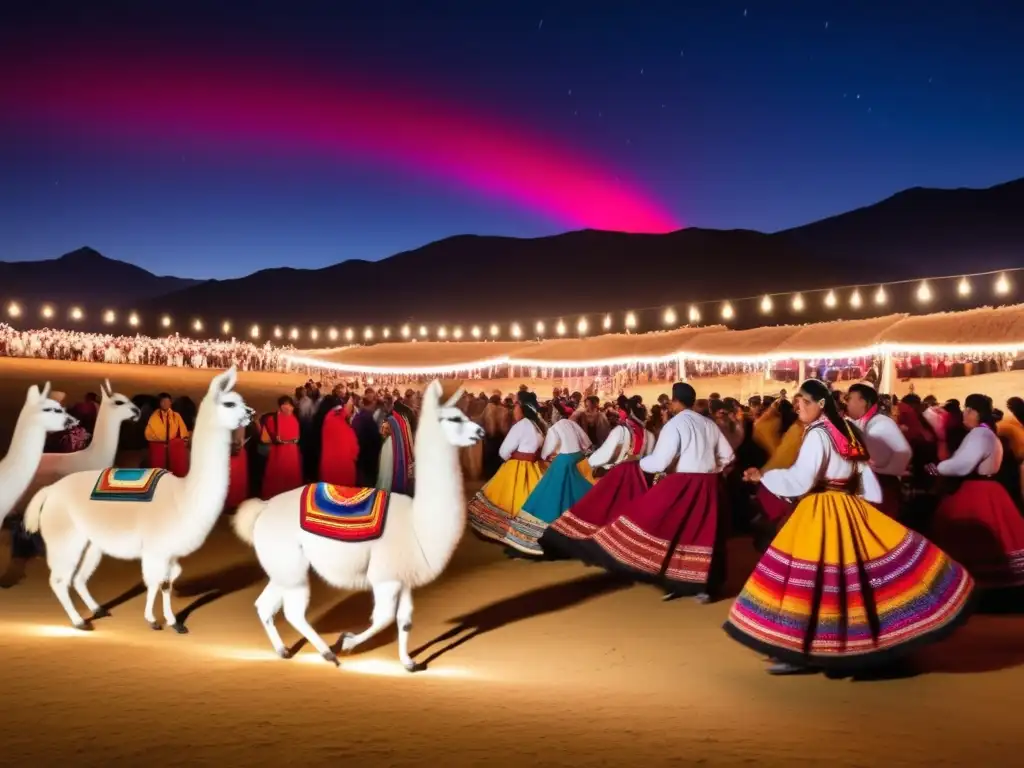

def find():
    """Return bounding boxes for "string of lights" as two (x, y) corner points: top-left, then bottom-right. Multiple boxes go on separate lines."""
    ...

(3, 268), (1017, 345)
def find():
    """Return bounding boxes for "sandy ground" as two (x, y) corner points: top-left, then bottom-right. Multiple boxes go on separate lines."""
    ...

(2, 358), (1024, 766)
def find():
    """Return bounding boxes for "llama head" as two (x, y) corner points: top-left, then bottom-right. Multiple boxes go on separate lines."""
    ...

(23, 382), (78, 433)
(100, 379), (142, 423)
(427, 380), (484, 448)
(205, 366), (254, 431)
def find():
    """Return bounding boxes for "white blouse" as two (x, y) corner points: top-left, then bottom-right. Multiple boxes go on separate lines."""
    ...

(498, 418), (544, 460)
(639, 409), (734, 475)
(541, 418), (592, 459)
(587, 423), (656, 469)
(858, 413), (912, 478)
(936, 425), (1003, 477)
(762, 424), (882, 503)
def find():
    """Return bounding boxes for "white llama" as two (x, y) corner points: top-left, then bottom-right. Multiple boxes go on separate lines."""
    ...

(233, 380), (484, 671)
(0, 383), (78, 526)
(24, 367), (253, 632)
(24, 380), (141, 502)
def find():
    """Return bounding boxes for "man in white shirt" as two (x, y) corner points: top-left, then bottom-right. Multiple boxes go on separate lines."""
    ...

(846, 382), (911, 517)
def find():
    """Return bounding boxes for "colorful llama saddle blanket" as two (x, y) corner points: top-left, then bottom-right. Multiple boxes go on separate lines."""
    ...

(90, 467), (168, 502)
(298, 484), (391, 543)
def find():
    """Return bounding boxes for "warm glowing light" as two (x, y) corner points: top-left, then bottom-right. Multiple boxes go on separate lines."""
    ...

(327, 327), (338, 341)
(6, 302), (21, 318)
(250, 324), (260, 339)
(995, 273), (1011, 296)
(577, 317), (588, 335)
(161, 315), (172, 328)
(511, 322), (522, 339)
(489, 323), (500, 338)
(419, 325), (428, 337)
(401, 325), (410, 338)
(688, 305), (701, 323)
(556, 319), (567, 335)
(69, 306), (83, 321)
(850, 289), (863, 309)
(273, 326), (283, 338)
(41, 304), (54, 319)
(310, 328), (319, 341)
(24, 623), (100, 640)
(222, 321), (232, 335)
(958, 277), (972, 297)
(874, 286), (887, 305)
(382, 327), (391, 339)
(535, 320), (545, 335)
(916, 281), (932, 303)
(471, 325), (481, 338)
(106, 310), (118, 324)
(602, 314), (612, 330)
(345, 328), (355, 341)
(193, 319), (203, 332)
(625, 312), (637, 329)
(453, 327), (463, 339)
(721, 302), (734, 320)
(760, 295), (773, 313)
(824, 290), (837, 308)
(128, 312), (139, 327)
(791, 293), (805, 312)
(364, 327), (374, 340)
(438, 326), (448, 338)
(289, 327), (299, 340)
(663, 307), (677, 326)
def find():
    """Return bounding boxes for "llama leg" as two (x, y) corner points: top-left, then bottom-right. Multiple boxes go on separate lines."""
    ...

(141, 556), (167, 629)
(44, 534), (89, 629)
(161, 560), (187, 634)
(71, 543), (107, 619)
(281, 584), (336, 664)
(49, 570), (88, 629)
(254, 582), (289, 658)
(396, 583), (425, 672)
(340, 580), (400, 654)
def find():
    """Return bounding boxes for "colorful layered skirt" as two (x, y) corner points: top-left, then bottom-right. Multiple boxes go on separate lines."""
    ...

(724, 490), (974, 670)
(930, 478), (1024, 592)
(574, 472), (726, 593)
(467, 454), (545, 546)
(541, 460), (648, 559)
(496, 452), (597, 555)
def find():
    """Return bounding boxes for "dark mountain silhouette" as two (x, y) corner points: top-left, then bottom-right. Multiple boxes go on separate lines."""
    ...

(0, 247), (203, 308)
(3, 177), (1022, 333)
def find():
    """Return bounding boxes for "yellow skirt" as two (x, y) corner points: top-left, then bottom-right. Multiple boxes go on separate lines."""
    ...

(467, 458), (545, 542)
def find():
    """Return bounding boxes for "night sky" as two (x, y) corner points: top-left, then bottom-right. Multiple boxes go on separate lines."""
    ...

(1, 1), (1021, 279)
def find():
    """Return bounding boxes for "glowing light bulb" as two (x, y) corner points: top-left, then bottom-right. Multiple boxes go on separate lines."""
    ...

(250, 324), (261, 339)
(70, 307), (83, 321)
(995, 273), (1011, 296)
(471, 326), (481, 338)
(511, 323), (522, 338)
(220, 321), (231, 335)
(556, 319), (567, 336)
(310, 328), (319, 341)
(437, 326), (448, 338)
(104, 310), (118, 324)
(625, 312), (637, 329)
(791, 293), (805, 312)
(41, 305), (54, 319)
(760, 295), (773, 313)
(289, 327), (299, 340)
(419, 325), (428, 337)
(345, 328), (354, 341)
(161, 315), (172, 328)
(489, 323), (500, 338)
(824, 290), (837, 309)
(850, 289), (862, 309)
(874, 286), (887, 305)
(193, 319), (204, 332)
(273, 326), (282, 338)
(128, 313), (139, 328)
(364, 327), (374, 340)
(535, 320), (545, 335)
(328, 327), (338, 341)
(688, 305), (701, 323)
(663, 308), (677, 326)
(958, 277), (971, 297)
(400, 325), (410, 338)
(453, 327), (463, 339)
(602, 314), (612, 330)
(916, 281), (932, 303)
(721, 302), (734, 320)
(382, 327), (391, 339)
(577, 317), (588, 335)
(7, 302), (21, 318)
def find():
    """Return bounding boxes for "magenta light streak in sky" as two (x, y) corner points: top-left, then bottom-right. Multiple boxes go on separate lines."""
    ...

(1, 49), (680, 233)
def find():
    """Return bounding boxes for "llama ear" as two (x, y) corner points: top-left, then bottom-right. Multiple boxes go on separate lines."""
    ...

(102, 378), (113, 398)
(427, 380), (443, 402)
(26, 384), (41, 403)
(40, 382), (51, 400)
(213, 365), (238, 396)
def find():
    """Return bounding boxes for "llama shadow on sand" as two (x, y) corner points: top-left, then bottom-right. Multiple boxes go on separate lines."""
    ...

(410, 572), (630, 665)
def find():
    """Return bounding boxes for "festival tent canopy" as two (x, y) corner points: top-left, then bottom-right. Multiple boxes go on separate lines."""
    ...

(768, 314), (909, 359)
(677, 324), (804, 361)
(509, 325), (726, 366)
(291, 340), (535, 373)
(878, 304), (1024, 351)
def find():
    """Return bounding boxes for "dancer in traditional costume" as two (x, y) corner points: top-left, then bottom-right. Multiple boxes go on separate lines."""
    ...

(467, 391), (546, 549)
(573, 383), (734, 602)
(540, 396), (654, 558)
(846, 382), (911, 518)
(725, 379), (974, 676)
(144, 392), (190, 477)
(377, 399), (416, 494)
(928, 394), (1024, 598)
(320, 394), (359, 487)
(506, 402), (595, 556)
(260, 395), (304, 499)
(225, 424), (251, 510)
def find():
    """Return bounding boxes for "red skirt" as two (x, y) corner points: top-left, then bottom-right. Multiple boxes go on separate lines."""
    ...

(225, 450), (250, 510)
(756, 484), (795, 524)
(931, 479), (1024, 590)
(876, 474), (903, 519)
(540, 460), (648, 558)
(148, 439), (190, 477)
(576, 472), (725, 593)
(261, 444), (304, 500)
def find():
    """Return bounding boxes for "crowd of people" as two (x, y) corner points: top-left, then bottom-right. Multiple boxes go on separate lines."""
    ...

(0, 324), (295, 371)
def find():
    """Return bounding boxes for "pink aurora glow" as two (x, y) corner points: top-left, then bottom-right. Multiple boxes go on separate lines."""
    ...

(1, 49), (680, 232)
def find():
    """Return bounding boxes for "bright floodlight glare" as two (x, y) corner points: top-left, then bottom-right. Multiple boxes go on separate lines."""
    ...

(535, 320), (545, 334)
(602, 314), (612, 330)
(916, 281), (932, 303)
(273, 326), (282, 338)
(289, 327), (299, 339)
(511, 322), (522, 338)
(958, 277), (972, 297)
(489, 323), (500, 337)
(471, 325), (481, 338)
(688, 305), (700, 323)
(824, 290), (837, 308)
(222, 321), (231, 334)
(663, 307), (676, 325)
(401, 325), (410, 338)
(128, 313), (139, 327)
(624, 312), (637, 329)
(760, 295), (772, 313)
(577, 317), (588, 335)
(7, 302), (21, 318)
(874, 286), (887, 305)
(556, 319), (567, 335)
(193, 319), (203, 332)
(382, 327), (391, 338)
(364, 327), (374, 340)
(161, 315), (172, 327)
(419, 325), (428, 337)
(453, 327), (463, 339)
(721, 302), (734, 320)
(105, 309), (118, 324)
(328, 327), (338, 340)
(995, 273), (1011, 295)
(791, 293), (805, 312)
(438, 326), (448, 338)
(70, 306), (83, 320)
(850, 289), (863, 309)
(310, 328), (319, 341)
(250, 324), (260, 338)
(41, 304), (54, 319)
(345, 328), (354, 341)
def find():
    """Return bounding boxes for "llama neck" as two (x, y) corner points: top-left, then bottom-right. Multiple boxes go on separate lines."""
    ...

(174, 408), (231, 552)
(80, 405), (119, 465)
(0, 408), (47, 504)
(408, 418), (465, 577)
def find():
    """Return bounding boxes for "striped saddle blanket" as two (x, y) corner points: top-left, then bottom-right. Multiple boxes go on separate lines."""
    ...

(90, 468), (168, 502)
(298, 484), (391, 543)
